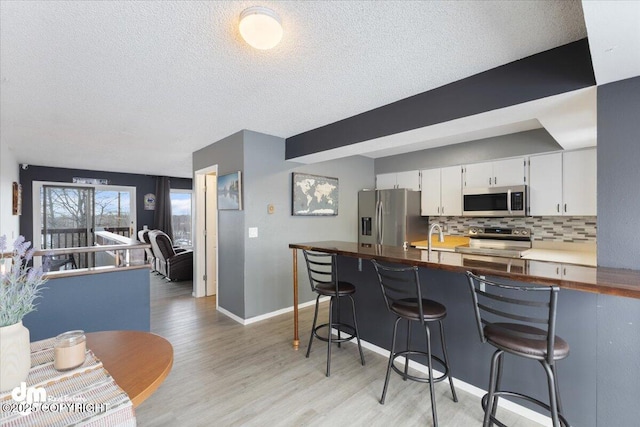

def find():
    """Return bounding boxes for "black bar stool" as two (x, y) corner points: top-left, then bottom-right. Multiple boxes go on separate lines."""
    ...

(303, 250), (365, 377)
(371, 260), (458, 426)
(466, 272), (571, 427)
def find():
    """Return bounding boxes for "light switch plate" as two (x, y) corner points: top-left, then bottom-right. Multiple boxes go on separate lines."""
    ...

(248, 227), (258, 238)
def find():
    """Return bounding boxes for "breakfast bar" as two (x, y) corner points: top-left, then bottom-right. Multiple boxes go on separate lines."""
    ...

(289, 241), (640, 427)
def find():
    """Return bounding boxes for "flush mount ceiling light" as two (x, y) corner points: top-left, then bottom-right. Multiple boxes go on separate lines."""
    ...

(239, 6), (283, 50)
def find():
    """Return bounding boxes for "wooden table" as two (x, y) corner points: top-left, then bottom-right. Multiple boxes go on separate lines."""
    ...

(86, 330), (173, 407)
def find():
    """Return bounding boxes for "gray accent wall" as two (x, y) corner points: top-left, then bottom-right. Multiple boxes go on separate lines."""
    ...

(193, 130), (374, 319)
(193, 131), (246, 318)
(597, 76), (640, 270)
(243, 131), (373, 318)
(595, 76), (640, 427)
(375, 128), (561, 173)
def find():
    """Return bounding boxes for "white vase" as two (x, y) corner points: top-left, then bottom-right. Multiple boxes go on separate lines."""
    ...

(0, 321), (31, 392)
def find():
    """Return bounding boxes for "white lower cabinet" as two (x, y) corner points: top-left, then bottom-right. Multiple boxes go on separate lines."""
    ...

(528, 260), (562, 278)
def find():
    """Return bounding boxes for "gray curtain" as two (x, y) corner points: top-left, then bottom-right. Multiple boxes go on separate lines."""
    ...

(153, 176), (173, 239)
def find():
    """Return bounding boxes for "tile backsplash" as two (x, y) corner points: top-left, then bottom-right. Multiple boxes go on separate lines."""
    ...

(431, 216), (597, 243)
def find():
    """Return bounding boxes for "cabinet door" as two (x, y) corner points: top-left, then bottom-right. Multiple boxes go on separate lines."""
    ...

(562, 264), (596, 282)
(493, 157), (526, 187)
(528, 260), (562, 278)
(529, 152), (563, 216)
(396, 170), (421, 191)
(376, 173), (397, 190)
(420, 168), (441, 216)
(464, 162), (493, 188)
(440, 166), (462, 216)
(563, 149), (597, 216)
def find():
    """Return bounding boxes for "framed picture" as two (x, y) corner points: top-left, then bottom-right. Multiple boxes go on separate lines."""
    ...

(217, 171), (242, 210)
(143, 193), (156, 210)
(291, 172), (338, 216)
(12, 182), (22, 215)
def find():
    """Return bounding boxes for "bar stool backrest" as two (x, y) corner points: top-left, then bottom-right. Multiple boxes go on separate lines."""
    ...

(466, 272), (560, 364)
(302, 250), (338, 294)
(371, 260), (426, 325)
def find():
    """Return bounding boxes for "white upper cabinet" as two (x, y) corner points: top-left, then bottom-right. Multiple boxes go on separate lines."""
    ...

(376, 173), (398, 190)
(529, 152), (563, 215)
(440, 166), (463, 216)
(493, 158), (528, 187)
(463, 157), (527, 188)
(528, 148), (596, 216)
(396, 170), (421, 191)
(376, 170), (420, 191)
(463, 162), (493, 188)
(420, 168), (441, 215)
(420, 166), (462, 216)
(563, 149), (597, 215)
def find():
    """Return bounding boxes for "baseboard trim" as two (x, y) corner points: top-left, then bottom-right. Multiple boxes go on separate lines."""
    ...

(216, 306), (246, 324)
(217, 297), (329, 326)
(332, 328), (551, 427)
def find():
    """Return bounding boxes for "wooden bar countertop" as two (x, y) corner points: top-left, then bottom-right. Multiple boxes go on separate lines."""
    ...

(289, 241), (640, 299)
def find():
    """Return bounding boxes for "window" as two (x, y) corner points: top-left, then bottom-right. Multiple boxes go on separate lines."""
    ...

(170, 190), (192, 247)
(94, 189), (132, 235)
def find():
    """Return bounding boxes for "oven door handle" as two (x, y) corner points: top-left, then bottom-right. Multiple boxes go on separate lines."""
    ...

(507, 189), (512, 215)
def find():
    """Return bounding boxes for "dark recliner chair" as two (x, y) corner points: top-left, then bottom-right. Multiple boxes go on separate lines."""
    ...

(149, 230), (193, 281)
(138, 229), (157, 271)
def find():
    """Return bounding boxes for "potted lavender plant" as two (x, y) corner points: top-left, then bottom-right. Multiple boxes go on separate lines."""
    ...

(0, 235), (47, 391)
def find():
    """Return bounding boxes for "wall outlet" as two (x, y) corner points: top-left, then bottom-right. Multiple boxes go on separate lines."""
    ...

(248, 227), (258, 238)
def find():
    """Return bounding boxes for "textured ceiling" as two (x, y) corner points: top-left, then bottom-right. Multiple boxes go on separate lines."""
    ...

(0, 1), (591, 178)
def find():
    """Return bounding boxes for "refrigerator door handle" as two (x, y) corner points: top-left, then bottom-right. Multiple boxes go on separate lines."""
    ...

(376, 200), (383, 245)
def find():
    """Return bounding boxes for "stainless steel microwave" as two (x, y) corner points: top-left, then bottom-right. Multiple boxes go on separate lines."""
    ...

(463, 185), (527, 217)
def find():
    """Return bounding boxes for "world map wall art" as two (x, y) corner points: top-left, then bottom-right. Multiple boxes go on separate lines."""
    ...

(291, 172), (338, 216)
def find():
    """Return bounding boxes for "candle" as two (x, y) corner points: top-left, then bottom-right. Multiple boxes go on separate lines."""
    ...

(54, 330), (86, 371)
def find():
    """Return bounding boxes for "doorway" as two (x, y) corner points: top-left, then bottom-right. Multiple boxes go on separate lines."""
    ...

(33, 181), (137, 267)
(41, 185), (95, 268)
(194, 165), (218, 301)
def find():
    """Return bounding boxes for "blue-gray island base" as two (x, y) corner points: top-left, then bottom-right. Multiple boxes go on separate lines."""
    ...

(290, 241), (640, 427)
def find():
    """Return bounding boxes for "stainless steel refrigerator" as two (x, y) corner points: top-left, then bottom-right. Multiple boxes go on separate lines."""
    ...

(358, 189), (428, 246)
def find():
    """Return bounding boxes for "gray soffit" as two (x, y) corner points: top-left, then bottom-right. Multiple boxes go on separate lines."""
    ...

(285, 39), (596, 162)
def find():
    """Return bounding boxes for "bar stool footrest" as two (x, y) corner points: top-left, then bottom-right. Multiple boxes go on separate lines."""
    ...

(481, 391), (570, 427)
(313, 323), (358, 344)
(390, 350), (450, 384)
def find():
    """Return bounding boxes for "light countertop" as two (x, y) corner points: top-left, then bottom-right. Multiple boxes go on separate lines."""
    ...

(411, 236), (470, 251)
(522, 242), (597, 267)
(413, 236), (597, 266)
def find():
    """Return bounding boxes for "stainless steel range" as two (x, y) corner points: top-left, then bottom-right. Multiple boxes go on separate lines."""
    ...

(455, 226), (532, 258)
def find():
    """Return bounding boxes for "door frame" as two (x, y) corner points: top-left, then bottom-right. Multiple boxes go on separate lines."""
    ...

(194, 165), (219, 303)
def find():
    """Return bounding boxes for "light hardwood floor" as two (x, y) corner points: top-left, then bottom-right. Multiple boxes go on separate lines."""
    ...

(136, 274), (542, 426)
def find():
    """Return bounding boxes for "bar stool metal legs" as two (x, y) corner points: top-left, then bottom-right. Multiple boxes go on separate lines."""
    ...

(303, 250), (365, 377)
(372, 260), (458, 427)
(466, 271), (571, 427)
(306, 293), (365, 377)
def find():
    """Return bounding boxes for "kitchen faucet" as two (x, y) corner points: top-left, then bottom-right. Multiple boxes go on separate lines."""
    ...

(428, 223), (445, 252)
